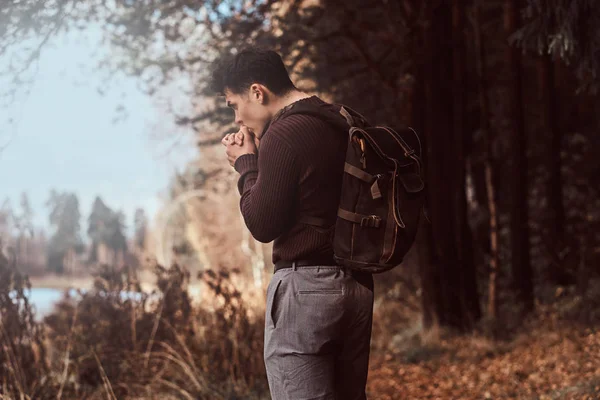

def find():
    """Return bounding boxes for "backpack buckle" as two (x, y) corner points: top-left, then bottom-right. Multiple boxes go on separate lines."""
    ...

(360, 215), (381, 228)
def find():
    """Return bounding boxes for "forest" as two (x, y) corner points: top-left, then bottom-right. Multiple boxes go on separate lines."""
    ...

(0, 0), (599, 399)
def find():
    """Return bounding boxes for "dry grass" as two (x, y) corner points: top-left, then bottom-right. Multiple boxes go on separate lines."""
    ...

(0, 253), (268, 399)
(0, 251), (53, 399)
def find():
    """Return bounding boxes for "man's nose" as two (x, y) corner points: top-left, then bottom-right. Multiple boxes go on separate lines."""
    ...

(235, 114), (243, 126)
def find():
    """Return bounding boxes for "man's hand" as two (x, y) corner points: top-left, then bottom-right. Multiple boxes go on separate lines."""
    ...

(222, 129), (244, 147)
(222, 126), (257, 167)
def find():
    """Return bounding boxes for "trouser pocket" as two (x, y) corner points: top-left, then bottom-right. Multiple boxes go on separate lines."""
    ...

(266, 278), (283, 328)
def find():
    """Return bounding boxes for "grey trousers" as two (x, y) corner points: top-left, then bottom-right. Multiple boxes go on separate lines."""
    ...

(264, 265), (374, 400)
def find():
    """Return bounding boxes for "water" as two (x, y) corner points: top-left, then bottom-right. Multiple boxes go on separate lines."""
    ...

(23, 288), (79, 319)
(15, 288), (149, 320)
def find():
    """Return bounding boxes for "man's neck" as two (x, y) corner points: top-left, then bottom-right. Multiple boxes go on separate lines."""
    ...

(269, 90), (311, 117)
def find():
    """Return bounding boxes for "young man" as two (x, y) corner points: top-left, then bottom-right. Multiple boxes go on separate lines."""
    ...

(212, 48), (374, 400)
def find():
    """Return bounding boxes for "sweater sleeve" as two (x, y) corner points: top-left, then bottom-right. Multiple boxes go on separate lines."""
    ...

(233, 133), (298, 243)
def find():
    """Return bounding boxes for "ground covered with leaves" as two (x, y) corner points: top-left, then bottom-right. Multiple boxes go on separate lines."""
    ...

(368, 303), (600, 399)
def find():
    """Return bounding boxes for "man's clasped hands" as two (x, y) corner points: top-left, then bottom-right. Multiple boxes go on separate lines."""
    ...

(221, 126), (258, 167)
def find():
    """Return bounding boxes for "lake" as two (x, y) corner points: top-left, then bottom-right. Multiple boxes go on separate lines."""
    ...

(17, 288), (147, 320)
(17, 288), (78, 319)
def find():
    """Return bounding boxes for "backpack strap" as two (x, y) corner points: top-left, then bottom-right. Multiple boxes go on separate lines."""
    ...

(379, 127), (423, 173)
(284, 103), (371, 229)
(298, 209), (383, 229)
(344, 162), (374, 182)
(282, 103), (351, 132)
(337, 208), (382, 228)
(282, 102), (370, 131)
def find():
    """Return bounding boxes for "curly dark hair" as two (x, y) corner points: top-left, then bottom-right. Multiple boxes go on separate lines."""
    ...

(210, 47), (296, 96)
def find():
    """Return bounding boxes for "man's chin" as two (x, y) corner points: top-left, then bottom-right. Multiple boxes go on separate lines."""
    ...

(248, 127), (262, 139)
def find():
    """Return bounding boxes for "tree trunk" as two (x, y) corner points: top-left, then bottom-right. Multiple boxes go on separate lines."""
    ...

(474, 0), (500, 322)
(417, 222), (442, 330)
(410, 21), (440, 330)
(506, 0), (534, 313)
(452, 0), (480, 327)
(539, 54), (569, 284)
(418, 1), (481, 332)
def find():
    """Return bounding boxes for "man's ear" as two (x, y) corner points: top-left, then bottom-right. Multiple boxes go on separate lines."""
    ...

(250, 83), (266, 104)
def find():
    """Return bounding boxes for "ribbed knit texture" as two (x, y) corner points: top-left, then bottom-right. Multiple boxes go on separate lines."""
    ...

(234, 96), (347, 264)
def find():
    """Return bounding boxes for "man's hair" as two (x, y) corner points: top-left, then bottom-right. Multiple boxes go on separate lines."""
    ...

(210, 48), (296, 96)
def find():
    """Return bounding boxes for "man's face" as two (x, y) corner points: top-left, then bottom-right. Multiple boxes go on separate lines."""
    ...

(224, 87), (270, 139)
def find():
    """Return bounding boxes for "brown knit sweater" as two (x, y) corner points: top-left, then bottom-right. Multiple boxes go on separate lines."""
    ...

(233, 96), (347, 264)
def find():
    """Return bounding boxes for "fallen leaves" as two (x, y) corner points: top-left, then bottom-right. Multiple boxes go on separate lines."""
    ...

(367, 323), (600, 399)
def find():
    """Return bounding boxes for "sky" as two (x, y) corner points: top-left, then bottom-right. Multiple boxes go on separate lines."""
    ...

(0, 28), (197, 237)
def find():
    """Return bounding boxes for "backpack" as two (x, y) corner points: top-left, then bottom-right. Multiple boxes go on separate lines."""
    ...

(283, 102), (426, 273)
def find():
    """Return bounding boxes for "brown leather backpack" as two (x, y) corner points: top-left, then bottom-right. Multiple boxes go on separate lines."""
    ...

(283, 102), (426, 273)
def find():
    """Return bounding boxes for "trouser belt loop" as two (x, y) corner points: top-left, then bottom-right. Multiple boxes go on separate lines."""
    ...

(292, 261), (297, 271)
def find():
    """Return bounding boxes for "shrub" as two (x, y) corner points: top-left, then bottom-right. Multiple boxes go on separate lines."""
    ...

(0, 250), (52, 399)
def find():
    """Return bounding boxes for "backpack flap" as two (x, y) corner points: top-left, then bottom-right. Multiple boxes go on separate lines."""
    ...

(391, 158), (425, 233)
(398, 172), (425, 193)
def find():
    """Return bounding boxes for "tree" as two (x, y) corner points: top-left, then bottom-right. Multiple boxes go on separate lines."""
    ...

(0, 198), (13, 253)
(473, 0), (501, 324)
(88, 197), (112, 242)
(87, 196), (111, 262)
(46, 190), (84, 273)
(538, 54), (570, 285)
(87, 196), (127, 263)
(17, 193), (34, 234)
(12, 192), (35, 264)
(506, 0), (534, 313)
(133, 208), (147, 250)
(414, 1), (481, 331)
(106, 210), (127, 254)
(513, 0), (600, 93)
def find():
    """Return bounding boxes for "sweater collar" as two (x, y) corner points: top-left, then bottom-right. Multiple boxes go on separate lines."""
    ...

(260, 96), (319, 137)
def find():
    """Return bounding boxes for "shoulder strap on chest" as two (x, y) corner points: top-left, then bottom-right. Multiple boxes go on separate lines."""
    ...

(281, 102), (369, 132)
